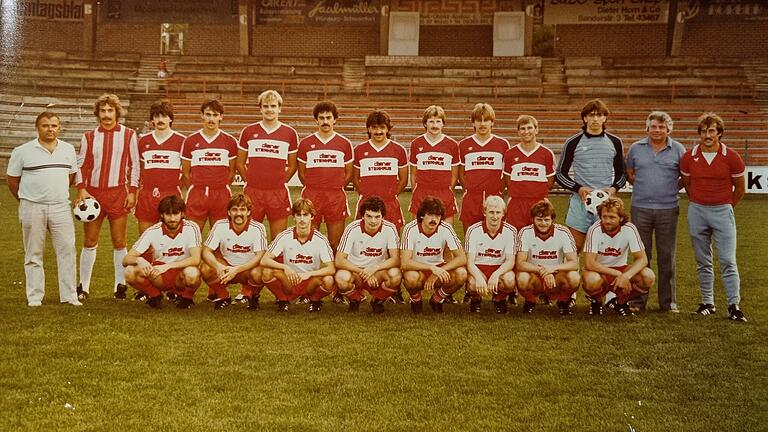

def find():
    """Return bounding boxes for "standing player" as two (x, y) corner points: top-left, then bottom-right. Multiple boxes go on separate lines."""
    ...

(123, 195), (202, 309)
(503, 115), (556, 231)
(181, 99), (237, 231)
(136, 100), (185, 234)
(515, 200), (581, 315)
(464, 196), (517, 314)
(409, 105), (459, 224)
(200, 193), (268, 310)
(582, 197), (655, 316)
(75, 94), (140, 301)
(555, 99), (626, 251)
(353, 110), (408, 231)
(261, 199), (336, 313)
(401, 197), (467, 313)
(335, 196), (402, 313)
(680, 112), (747, 322)
(457, 103), (510, 234)
(236, 90), (299, 240)
(297, 101), (353, 250)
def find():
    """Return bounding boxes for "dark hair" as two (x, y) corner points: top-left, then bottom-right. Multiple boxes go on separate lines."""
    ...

(358, 195), (387, 218)
(149, 100), (174, 122)
(158, 195), (186, 215)
(200, 99), (224, 115)
(366, 110), (392, 138)
(93, 93), (125, 119)
(416, 196), (445, 223)
(313, 101), (338, 120)
(697, 112), (725, 137)
(580, 99), (609, 123)
(530, 200), (556, 220)
(292, 198), (316, 217)
(35, 111), (60, 128)
(227, 193), (252, 212)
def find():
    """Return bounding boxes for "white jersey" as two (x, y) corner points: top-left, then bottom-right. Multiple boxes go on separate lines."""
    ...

(204, 218), (268, 266)
(269, 228), (334, 273)
(584, 222), (644, 268)
(517, 223), (577, 267)
(338, 219), (400, 268)
(400, 220), (461, 266)
(132, 220), (201, 264)
(464, 221), (517, 266)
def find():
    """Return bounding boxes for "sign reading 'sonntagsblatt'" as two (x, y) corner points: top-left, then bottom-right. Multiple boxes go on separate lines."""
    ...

(543, 0), (669, 25)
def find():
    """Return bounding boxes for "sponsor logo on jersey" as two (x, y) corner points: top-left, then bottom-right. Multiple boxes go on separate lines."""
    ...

(478, 248), (502, 259)
(360, 246), (383, 257)
(599, 246), (622, 257)
(227, 244), (252, 254)
(290, 253), (314, 265)
(423, 155), (445, 166)
(417, 247), (442, 257)
(164, 246), (185, 257)
(471, 155), (498, 167)
(533, 250), (557, 260)
(313, 153), (338, 164)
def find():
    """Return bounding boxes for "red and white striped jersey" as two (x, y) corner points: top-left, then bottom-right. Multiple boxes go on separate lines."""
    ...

(503, 143), (555, 199)
(297, 132), (353, 190)
(268, 228), (334, 273)
(458, 134), (509, 193)
(517, 223), (576, 267)
(204, 218), (268, 266)
(409, 134), (459, 189)
(400, 220), (461, 266)
(181, 130), (238, 187)
(338, 219), (400, 268)
(584, 222), (644, 268)
(238, 121), (299, 189)
(76, 124), (140, 191)
(132, 219), (202, 264)
(138, 130), (184, 190)
(354, 140), (408, 198)
(464, 221), (517, 266)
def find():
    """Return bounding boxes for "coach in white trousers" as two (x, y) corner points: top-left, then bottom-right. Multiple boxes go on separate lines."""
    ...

(7, 111), (81, 307)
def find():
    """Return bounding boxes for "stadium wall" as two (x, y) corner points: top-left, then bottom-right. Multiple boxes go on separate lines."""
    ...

(554, 24), (668, 57)
(17, 20), (84, 51)
(251, 25), (380, 57)
(96, 23), (240, 55)
(419, 26), (494, 57)
(681, 21), (767, 57)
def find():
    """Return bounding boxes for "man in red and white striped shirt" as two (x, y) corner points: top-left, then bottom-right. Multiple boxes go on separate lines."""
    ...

(75, 94), (140, 301)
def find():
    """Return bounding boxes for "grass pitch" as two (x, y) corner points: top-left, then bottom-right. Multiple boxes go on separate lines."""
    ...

(0, 190), (765, 432)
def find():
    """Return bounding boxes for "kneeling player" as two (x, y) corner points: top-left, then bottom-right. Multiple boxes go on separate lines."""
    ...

(582, 197), (655, 316)
(201, 193), (268, 310)
(335, 196), (402, 313)
(123, 195), (202, 309)
(261, 199), (336, 312)
(401, 196), (467, 313)
(515, 200), (581, 315)
(465, 196), (517, 314)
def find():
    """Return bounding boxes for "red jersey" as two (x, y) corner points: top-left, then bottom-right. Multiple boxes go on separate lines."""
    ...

(409, 134), (459, 189)
(503, 143), (555, 199)
(680, 143), (745, 206)
(458, 134), (509, 194)
(297, 132), (353, 190)
(238, 121), (299, 189)
(181, 130), (238, 187)
(354, 140), (408, 197)
(138, 131), (184, 190)
(76, 124), (139, 191)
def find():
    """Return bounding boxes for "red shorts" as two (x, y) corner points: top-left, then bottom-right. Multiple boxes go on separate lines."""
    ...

(134, 186), (181, 223)
(152, 261), (183, 289)
(601, 265), (629, 287)
(245, 186), (292, 222)
(475, 264), (500, 281)
(302, 187), (348, 223)
(505, 197), (542, 231)
(459, 190), (499, 227)
(185, 185), (230, 221)
(87, 186), (129, 220)
(357, 194), (404, 230)
(409, 185), (457, 218)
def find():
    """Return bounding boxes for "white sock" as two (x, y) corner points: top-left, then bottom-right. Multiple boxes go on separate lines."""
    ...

(79, 247), (97, 293)
(113, 248), (127, 291)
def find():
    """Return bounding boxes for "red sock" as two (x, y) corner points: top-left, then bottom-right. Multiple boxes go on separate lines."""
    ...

(521, 291), (538, 303)
(208, 282), (230, 300)
(409, 291), (423, 302)
(137, 278), (160, 298)
(265, 279), (289, 302)
(345, 287), (364, 302)
(182, 286), (196, 300)
(373, 282), (397, 301)
(431, 288), (448, 303)
(310, 286), (332, 302)
(493, 292), (508, 302)
(240, 283), (253, 298)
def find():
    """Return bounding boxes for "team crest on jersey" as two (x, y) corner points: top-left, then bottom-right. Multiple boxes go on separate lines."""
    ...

(514, 157), (519, 162)
(418, 147), (423, 152)
(253, 134), (258, 138)
(310, 144), (316, 149)
(468, 147), (474, 151)
(363, 152), (369, 156)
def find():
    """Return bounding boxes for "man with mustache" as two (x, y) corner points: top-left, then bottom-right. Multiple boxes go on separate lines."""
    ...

(353, 110), (408, 232)
(335, 196), (402, 313)
(200, 193), (268, 310)
(123, 195), (202, 309)
(135, 100), (185, 236)
(400, 196), (467, 314)
(75, 94), (140, 301)
(680, 112), (747, 322)
(181, 99), (237, 232)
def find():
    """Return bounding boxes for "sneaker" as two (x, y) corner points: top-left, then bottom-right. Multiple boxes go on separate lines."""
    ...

(539, 294), (552, 305)
(247, 295), (260, 311)
(176, 297), (194, 309)
(494, 300), (508, 314)
(64, 300), (82, 307)
(348, 300), (360, 312)
(28, 301), (42, 307)
(389, 290), (405, 304)
(557, 300), (572, 316)
(469, 298), (481, 313)
(295, 296), (310, 305)
(444, 294), (458, 304)
(508, 293), (518, 306)
(213, 297), (231, 310)
(206, 293), (217, 303)
(133, 291), (148, 302)
(615, 302), (634, 316)
(568, 294), (577, 309)
(587, 296), (603, 316)
(166, 292), (180, 303)
(146, 295), (163, 309)
(76, 284), (88, 301)
(114, 283), (127, 300)
(694, 303), (716, 315)
(233, 294), (248, 305)
(728, 304), (747, 322)
(371, 299), (385, 314)
(429, 298), (443, 313)
(410, 300), (423, 314)
(605, 297), (618, 311)
(277, 300), (289, 312)
(332, 293), (346, 304)
(309, 301), (323, 313)
(463, 292), (473, 304)
(522, 301), (536, 314)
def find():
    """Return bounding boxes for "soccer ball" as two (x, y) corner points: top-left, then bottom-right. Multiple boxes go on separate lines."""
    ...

(584, 189), (609, 215)
(73, 197), (101, 222)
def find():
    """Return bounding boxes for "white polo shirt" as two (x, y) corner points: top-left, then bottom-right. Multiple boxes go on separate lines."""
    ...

(7, 139), (77, 204)
(465, 221), (517, 266)
(400, 220), (461, 266)
(204, 218), (268, 266)
(132, 220), (202, 264)
(338, 219), (400, 268)
(517, 223), (577, 267)
(584, 221), (644, 268)
(269, 228), (334, 273)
